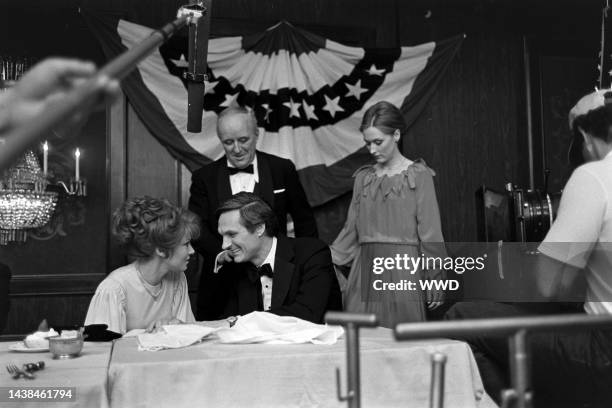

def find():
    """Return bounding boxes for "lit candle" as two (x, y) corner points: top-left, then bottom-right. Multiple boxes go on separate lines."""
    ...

(75, 148), (81, 181)
(42, 141), (48, 175)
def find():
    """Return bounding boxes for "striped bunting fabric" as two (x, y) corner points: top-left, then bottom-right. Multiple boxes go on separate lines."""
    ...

(84, 12), (462, 206)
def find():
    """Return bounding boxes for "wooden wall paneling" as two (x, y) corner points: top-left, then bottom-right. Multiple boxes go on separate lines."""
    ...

(126, 103), (181, 202)
(108, 93), (128, 270)
(538, 56), (594, 193)
(3, 110), (110, 335)
(180, 163), (191, 208)
(101, 0), (394, 47)
(2, 295), (92, 339)
(214, 0), (395, 46)
(0, 3), (112, 336)
(399, 31), (528, 242)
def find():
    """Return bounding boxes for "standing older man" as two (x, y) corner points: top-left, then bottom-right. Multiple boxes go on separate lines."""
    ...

(189, 106), (318, 319)
(202, 192), (340, 324)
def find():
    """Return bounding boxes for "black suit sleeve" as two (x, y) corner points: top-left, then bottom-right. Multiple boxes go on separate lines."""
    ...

(284, 160), (319, 238)
(198, 263), (238, 320)
(188, 169), (221, 256)
(270, 244), (335, 323)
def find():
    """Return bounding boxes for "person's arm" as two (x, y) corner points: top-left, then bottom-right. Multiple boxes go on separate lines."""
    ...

(330, 168), (366, 269)
(172, 272), (196, 324)
(84, 279), (127, 335)
(285, 160), (319, 238)
(536, 166), (604, 300)
(0, 58), (118, 135)
(534, 253), (586, 301)
(414, 167), (446, 309)
(269, 244), (335, 323)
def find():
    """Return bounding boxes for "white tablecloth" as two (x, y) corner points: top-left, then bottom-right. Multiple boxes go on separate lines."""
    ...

(108, 327), (496, 408)
(0, 341), (112, 408)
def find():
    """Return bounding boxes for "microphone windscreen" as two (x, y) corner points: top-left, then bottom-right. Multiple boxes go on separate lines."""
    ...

(187, 82), (205, 132)
(186, 1), (211, 133)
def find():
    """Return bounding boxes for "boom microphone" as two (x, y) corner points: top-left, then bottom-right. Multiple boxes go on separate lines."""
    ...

(179, 1), (212, 133)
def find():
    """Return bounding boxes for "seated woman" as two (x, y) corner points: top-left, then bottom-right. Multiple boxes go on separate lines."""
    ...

(85, 196), (199, 334)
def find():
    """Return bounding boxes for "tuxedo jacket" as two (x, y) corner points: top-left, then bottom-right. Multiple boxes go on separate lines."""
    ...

(188, 151), (318, 319)
(200, 236), (342, 324)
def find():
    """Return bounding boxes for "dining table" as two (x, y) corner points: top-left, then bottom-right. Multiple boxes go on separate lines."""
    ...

(0, 341), (112, 408)
(107, 327), (497, 408)
(1, 327), (497, 408)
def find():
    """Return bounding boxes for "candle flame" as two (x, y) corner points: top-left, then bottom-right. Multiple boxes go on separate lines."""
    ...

(43, 141), (48, 151)
(75, 148), (81, 158)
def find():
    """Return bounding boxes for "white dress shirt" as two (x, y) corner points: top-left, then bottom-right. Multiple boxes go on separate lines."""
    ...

(228, 155), (259, 194)
(259, 237), (277, 311)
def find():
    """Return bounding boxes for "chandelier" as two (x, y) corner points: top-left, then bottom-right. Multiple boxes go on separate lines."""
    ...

(0, 150), (58, 244)
(1, 55), (87, 245)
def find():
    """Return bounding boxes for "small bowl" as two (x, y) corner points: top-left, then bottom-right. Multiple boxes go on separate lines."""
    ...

(48, 334), (84, 359)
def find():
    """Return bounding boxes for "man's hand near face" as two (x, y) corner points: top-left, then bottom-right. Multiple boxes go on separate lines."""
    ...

(214, 250), (235, 273)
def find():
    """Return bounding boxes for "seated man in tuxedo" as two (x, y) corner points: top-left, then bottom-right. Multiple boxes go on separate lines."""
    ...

(189, 106), (318, 320)
(203, 192), (341, 324)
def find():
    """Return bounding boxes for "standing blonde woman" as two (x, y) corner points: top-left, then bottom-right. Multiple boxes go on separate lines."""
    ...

(331, 101), (446, 328)
(85, 196), (199, 334)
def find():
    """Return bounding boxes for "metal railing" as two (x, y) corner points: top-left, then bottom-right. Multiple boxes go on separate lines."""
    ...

(325, 312), (378, 408)
(395, 314), (612, 408)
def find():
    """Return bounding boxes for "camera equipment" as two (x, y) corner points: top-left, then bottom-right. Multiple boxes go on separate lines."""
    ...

(476, 184), (561, 242)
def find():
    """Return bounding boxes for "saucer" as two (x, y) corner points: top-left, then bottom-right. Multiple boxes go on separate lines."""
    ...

(8, 342), (49, 353)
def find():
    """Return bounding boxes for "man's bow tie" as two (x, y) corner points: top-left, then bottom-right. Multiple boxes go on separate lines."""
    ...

(248, 263), (273, 282)
(228, 164), (254, 175)
(258, 263), (273, 278)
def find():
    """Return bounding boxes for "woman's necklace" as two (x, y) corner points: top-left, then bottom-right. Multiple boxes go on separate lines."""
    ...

(377, 157), (411, 176)
(135, 263), (163, 299)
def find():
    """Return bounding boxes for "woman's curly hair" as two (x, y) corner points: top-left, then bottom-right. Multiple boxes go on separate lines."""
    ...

(112, 196), (200, 259)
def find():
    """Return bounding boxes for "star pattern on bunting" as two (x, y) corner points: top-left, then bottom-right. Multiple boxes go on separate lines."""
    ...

(161, 43), (398, 130)
(345, 79), (367, 100)
(170, 54), (189, 68)
(322, 95), (344, 118)
(220, 92), (239, 107)
(125, 18), (465, 206)
(283, 98), (301, 118)
(204, 80), (219, 95)
(302, 100), (319, 121)
(261, 103), (272, 123)
(366, 64), (386, 76)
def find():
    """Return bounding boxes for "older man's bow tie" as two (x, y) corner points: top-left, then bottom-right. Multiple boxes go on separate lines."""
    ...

(228, 164), (254, 175)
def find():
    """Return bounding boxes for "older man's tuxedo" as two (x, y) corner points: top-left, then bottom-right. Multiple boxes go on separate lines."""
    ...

(200, 236), (341, 324)
(189, 151), (318, 319)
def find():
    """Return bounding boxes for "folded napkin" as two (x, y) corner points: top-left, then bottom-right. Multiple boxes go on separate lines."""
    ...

(215, 312), (344, 345)
(137, 324), (219, 351)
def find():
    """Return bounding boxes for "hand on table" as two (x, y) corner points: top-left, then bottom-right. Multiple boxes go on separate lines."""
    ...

(145, 317), (183, 333)
(196, 319), (233, 329)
